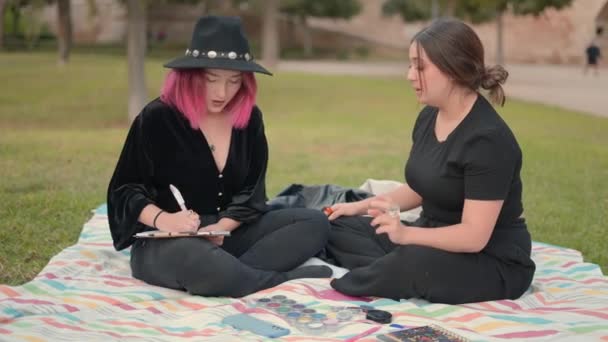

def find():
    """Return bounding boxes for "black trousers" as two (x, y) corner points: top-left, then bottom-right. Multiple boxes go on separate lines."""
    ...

(326, 216), (536, 304)
(130, 208), (329, 297)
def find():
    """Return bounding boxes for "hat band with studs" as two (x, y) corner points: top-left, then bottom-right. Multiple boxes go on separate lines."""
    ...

(185, 49), (252, 61)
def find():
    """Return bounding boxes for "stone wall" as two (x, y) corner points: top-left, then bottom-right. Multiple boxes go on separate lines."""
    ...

(471, 0), (607, 64)
(38, 0), (607, 64)
(309, 0), (608, 64)
(41, 0), (126, 43)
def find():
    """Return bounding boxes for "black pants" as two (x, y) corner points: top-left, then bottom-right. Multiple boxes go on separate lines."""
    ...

(326, 216), (536, 304)
(130, 208), (329, 297)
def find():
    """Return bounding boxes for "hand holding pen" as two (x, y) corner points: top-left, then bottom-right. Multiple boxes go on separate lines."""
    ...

(155, 184), (200, 232)
(170, 184), (228, 245)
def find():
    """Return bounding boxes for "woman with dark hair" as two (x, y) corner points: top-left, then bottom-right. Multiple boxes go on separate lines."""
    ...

(107, 16), (331, 298)
(325, 18), (535, 304)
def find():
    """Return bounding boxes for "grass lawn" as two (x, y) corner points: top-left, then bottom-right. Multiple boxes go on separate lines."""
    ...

(1, 51), (607, 285)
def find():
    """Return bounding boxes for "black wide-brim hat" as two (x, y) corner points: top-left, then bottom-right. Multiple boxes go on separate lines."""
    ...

(164, 16), (272, 75)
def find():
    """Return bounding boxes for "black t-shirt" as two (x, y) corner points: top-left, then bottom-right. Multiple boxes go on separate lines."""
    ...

(107, 98), (269, 250)
(405, 95), (523, 229)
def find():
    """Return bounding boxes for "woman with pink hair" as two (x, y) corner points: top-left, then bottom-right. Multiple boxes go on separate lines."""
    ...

(107, 16), (331, 297)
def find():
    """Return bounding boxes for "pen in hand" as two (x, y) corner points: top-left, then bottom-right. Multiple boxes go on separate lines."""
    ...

(169, 184), (188, 211)
(169, 184), (201, 232)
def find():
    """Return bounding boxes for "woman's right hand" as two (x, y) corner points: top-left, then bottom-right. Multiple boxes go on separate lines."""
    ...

(327, 201), (367, 220)
(156, 210), (200, 232)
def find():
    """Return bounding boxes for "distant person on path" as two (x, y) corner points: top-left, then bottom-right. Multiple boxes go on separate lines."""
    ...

(584, 27), (602, 76)
(584, 41), (601, 76)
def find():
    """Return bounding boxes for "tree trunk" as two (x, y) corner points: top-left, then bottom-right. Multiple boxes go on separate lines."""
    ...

(11, 4), (19, 39)
(127, 0), (148, 122)
(299, 15), (312, 57)
(445, 0), (456, 17)
(0, 0), (7, 50)
(431, 0), (440, 19)
(217, 0), (233, 13)
(261, 0), (279, 67)
(496, 11), (504, 65)
(57, 0), (72, 65)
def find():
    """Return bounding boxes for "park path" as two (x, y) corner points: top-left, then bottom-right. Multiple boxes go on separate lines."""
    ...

(277, 61), (607, 118)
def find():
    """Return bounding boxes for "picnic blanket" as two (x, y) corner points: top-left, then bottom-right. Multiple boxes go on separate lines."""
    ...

(1, 180), (607, 341)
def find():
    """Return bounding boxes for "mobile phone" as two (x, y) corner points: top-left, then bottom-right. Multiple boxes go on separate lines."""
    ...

(222, 314), (290, 338)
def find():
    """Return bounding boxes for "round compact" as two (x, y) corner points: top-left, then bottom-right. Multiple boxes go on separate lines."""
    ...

(305, 322), (325, 335)
(266, 302), (281, 311)
(366, 309), (392, 324)
(323, 319), (340, 332)
(282, 299), (296, 306)
(346, 306), (362, 314)
(277, 306), (291, 316)
(336, 310), (353, 321)
(286, 312), (302, 322)
(301, 308), (316, 316)
(255, 297), (271, 306)
(271, 295), (287, 302)
(311, 313), (327, 321)
(359, 305), (375, 312)
(291, 304), (306, 311)
(296, 316), (312, 325)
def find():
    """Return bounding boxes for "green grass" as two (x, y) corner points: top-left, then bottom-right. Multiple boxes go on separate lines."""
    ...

(1, 51), (607, 285)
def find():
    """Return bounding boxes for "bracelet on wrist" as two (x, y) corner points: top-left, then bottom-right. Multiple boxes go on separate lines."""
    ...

(153, 209), (164, 229)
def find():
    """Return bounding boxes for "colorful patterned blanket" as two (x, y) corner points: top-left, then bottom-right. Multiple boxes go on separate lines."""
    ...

(2, 203), (607, 341)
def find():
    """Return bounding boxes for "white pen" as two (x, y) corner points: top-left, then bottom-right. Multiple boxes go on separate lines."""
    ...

(169, 184), (188, 211)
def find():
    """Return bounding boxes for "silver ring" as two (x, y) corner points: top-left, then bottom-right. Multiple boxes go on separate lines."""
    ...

(387, 204), (400, 218)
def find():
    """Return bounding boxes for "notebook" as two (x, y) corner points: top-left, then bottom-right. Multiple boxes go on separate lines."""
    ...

(376, 325), (469, 342)
(134, 230), (230, 239)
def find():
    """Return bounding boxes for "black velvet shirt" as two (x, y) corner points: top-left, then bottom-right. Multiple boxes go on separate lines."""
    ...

(405, 95), (524, 228)
(107, 98), (269, 250)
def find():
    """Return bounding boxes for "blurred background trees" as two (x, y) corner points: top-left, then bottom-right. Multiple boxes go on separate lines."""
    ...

(382, 0), (573, 65)
(3, 0), (605, 121)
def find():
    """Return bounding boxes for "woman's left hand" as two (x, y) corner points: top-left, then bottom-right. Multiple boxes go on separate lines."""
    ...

(197, 224), (227, 246)
(368, 198), (408, 245)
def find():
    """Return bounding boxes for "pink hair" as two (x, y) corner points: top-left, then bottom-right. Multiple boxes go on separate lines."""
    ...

(160, 69), (257, 129)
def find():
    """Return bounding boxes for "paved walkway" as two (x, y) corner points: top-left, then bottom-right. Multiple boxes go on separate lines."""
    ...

(277, 61), (608, 118)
